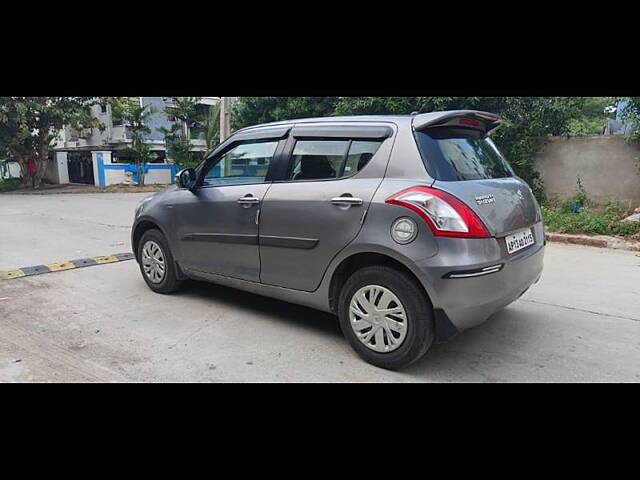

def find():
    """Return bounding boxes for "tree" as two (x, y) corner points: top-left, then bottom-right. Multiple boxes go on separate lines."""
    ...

(158, 97), (203, 169)
(333, 96), (478, 115)
(204, 101), (222, 153)
(159, 97), (224, 169)
(164, 97), (202, 139)
(231, 97), (338, 130)
(116, 99), (157, 186)
(565, 97), (615, 136)
(158, 123), (194, 169)
(619, 97), (640, 143)
(0, 97), (104, 188)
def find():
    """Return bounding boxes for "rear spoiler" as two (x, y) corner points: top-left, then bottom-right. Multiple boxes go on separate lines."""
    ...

(412, 110), (502, 134)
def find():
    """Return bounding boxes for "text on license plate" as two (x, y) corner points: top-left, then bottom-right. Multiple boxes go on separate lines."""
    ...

(505, 228), (535, 254)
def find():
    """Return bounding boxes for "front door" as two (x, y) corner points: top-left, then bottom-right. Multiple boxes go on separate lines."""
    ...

(259, 131), (391, 291)
(173, 139), (281, 282)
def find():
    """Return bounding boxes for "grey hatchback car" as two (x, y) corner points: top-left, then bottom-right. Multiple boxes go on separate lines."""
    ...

(132, 110), (544, 369)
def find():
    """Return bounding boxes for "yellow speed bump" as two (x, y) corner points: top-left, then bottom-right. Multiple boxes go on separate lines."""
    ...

(46, 261), (76, 272)
(0, 270), (26, 280)
(93, 256), (119, 265)
(1, 252), (134, 281)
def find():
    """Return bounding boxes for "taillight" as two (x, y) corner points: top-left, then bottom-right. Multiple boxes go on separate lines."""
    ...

(385, 186), (490, 238)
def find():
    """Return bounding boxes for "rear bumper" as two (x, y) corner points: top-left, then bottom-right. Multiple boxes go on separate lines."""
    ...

(441, 245), (543, 331)
(415, 222), (545, 333)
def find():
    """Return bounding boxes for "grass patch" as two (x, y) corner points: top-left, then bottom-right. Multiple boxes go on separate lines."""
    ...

(0, 178), (21, 193)
(542, 201), (640, 238)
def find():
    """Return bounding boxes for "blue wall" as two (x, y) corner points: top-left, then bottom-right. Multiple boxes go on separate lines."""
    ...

(96, 152), (179, 188)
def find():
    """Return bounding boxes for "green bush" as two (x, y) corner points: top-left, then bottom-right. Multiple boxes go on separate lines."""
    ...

(542, 200), (640, 237)
(555, 177), (589, 213)
(0, 178), (21, 193)
(564, 97), (613, 136)
(573, 177), (588, 208)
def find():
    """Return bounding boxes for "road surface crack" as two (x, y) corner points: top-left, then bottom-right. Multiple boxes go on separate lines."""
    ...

(520, 299), (640, 323)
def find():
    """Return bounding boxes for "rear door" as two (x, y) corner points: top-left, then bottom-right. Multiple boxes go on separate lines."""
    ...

(414, 121), (539, 237)
(258, 123), (395, 291)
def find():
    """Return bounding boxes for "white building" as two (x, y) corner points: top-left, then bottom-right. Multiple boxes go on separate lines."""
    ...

(46, 97), (225, 188)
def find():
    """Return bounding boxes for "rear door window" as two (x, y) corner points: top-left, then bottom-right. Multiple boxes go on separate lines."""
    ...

(287, 139), (382, 181)
(343, 141), (382, 177)
(415, 127), (515, 181)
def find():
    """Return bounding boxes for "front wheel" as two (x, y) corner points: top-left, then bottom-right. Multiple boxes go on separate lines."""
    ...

(338, 266), (435, 370)
(138, 229), (183, 294)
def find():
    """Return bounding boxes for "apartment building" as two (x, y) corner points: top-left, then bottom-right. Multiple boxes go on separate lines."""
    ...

(46, 97), (223, 187)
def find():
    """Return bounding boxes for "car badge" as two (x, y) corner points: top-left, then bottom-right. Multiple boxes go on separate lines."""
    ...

(475, 194), (495, 205)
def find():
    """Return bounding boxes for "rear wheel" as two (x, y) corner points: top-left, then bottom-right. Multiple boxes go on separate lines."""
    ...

(338, 265), (434, 369)
(138, 229), (183, 294)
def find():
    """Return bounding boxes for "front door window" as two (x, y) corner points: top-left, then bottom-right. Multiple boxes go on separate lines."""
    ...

(202, 141), (279, 186)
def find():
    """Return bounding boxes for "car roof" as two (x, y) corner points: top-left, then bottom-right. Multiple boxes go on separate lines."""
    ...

(234, 110), (500, 134)
(234, 115), (412, 133)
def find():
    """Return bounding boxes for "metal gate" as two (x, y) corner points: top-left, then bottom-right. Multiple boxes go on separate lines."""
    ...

(67, 152), (94, 184)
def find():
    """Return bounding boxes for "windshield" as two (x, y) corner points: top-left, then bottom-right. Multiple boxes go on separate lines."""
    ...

(415, 127), (514, 181)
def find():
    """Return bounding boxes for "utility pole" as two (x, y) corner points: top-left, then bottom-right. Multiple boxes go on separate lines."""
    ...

(219, 97), (231, 142)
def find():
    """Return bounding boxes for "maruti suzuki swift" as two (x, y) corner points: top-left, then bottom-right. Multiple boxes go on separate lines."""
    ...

(132, 110), (544, 369)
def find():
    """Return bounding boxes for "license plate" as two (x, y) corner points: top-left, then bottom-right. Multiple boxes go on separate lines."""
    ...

(505, 228), (535, 254)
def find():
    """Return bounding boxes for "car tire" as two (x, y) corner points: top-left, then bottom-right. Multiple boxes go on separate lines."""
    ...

(338, 265), (435, 370)
(138, 229), (183, 294)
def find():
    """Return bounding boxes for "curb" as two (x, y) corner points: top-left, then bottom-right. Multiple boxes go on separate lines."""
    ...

(545, 233), (640, 252)
(0, 252), (135, 280)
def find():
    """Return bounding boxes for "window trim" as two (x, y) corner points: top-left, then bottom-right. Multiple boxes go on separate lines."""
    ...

(291, 125), (393, 140)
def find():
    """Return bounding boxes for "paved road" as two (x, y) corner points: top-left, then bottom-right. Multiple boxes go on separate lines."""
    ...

(0, 192), (149, 270)
(1, 192), (639, 382)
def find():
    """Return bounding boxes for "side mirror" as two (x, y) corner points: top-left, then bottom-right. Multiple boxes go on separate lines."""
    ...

(176, 168), (197, 191)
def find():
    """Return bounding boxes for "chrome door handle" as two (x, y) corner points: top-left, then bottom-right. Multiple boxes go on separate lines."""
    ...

(238, 195), (260, 207)
(331, 197), (363, 207)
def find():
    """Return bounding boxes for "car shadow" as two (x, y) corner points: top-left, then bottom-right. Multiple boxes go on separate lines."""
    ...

(174, 279), (537, 380)
(401, 306), (541, 380)
(176, 279), (343, 339)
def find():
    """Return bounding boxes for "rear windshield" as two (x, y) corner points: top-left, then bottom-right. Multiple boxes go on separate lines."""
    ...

(414, 127), (514, 181)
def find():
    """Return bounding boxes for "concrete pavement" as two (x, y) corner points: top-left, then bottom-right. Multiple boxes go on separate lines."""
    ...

(0, 192), (149, 270)
(1, 192), (639, 382)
